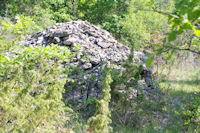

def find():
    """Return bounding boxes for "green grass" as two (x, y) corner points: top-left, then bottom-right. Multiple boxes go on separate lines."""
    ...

(111, 60), (200, 133)
(158, 66), (200, 94)
(154, 62), (200, 132)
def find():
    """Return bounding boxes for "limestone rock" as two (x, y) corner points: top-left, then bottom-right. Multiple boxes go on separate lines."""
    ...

(20, 20), (130, 68)
(19, 20), (154, 104)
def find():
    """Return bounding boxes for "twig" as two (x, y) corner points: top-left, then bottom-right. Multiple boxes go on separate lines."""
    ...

(68, 62), (103, 79)
(166, 46), (200, 55)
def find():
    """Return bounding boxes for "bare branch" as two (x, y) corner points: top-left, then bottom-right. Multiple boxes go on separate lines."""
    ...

(166, 46), (200, 55)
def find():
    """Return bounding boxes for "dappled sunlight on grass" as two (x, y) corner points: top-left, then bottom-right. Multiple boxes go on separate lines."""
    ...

(151, 63), (200, 132)
(157, 66), (200, 94)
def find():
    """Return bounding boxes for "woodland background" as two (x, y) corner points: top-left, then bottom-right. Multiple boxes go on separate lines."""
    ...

(0, 0), (199, 132)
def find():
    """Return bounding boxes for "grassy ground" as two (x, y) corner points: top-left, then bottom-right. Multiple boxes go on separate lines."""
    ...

(114, 58), (200, 133)
(158, 64), (200, 94)
(155, 59), (200, 132)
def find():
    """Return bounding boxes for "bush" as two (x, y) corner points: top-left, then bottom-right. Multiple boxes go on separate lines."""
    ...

(0, 44), (72, 132)
(110, 52), (142, 128)
(0, 15), (42, 52)
(1, 15), (40, 36)
(181, 94), (200, 132)
(87, 66), (113, 133)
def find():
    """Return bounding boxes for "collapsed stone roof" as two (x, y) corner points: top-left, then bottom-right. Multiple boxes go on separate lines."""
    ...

(20, 20), (130, 69)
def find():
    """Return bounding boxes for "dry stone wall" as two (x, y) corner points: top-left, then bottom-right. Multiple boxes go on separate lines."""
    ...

(19, 20), (154, 104)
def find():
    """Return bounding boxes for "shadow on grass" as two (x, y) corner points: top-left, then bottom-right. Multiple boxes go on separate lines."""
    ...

(112, 84), (200, 132)
(152, 79), (200, 132)
(160, 79), (200, 86)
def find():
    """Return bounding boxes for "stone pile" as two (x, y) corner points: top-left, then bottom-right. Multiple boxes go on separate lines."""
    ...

(19, 20), (154, 105)
(20, 20), (130, 69)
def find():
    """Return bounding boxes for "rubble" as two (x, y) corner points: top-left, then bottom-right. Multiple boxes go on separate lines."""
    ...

(20, 20), (130, 69)
(19, 20), (154, 104)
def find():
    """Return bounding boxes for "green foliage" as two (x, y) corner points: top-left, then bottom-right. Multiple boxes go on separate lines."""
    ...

(0, 45), (72, 132)
(110, 52), (143, 127)
(164, 0), (200, 57)
(169, 0), (200, 36)
(146, 55), (155, 68)
(40, 0), (75, 23)
(0, 0), (199, 132)
(1, 0), (171, 50)
(31, 6), (56, 29)
(0, 15), (42, 53)
(119, 0), (170, 49)
(101, 15), (124, 41)
(78, 0), (132, 42)
(0, 0), (74, 25)
(0, 33), (14, 53)
(77, 0), (169, 49)
(156, 60), (200, 132)
(0, 16), (38, 52)
(134, 0), (200, 66)
(151, 0), (200, 59)
(2, 16), (39, 36)
(87, 66), (113, 133)
(181, 94), (200, 131)
(78, 0), (118, 24)
(167, 0), (200, 45)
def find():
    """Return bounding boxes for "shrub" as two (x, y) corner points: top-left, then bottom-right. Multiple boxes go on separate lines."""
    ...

(181, 94), (200, 132)
(0, 44), (72, 132)
(0, 15), (42, 52)
(87, 66), (113, 133)
(110, 51), (142, 127)
(1, 15), (39, 36)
